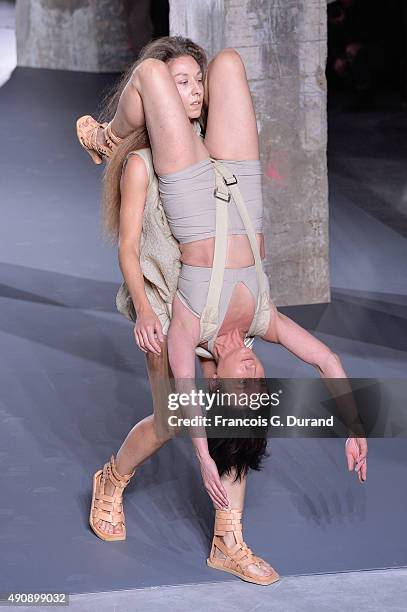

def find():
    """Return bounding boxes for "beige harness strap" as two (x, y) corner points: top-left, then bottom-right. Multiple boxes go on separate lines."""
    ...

(199, 159), (270, 354)
(198, 165), (230, 344)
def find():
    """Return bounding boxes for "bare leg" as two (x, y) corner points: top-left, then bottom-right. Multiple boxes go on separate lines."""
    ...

(204, 48), (259, 161)
(108, 48), (259, 165)
(115, 338), (177, 474)
(109, 72), (147, 137)
(96, 338), (175, 537)
(113, 58), (209, 175)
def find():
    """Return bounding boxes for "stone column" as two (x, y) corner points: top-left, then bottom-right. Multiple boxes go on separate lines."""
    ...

(15, 0), (153, 72)
(171, 0), (329, 306)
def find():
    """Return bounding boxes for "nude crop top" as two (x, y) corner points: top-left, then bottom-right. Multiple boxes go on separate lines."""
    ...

(157, 157), (263, 244)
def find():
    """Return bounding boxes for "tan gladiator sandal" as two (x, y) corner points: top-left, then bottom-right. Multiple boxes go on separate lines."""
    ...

(207, 509), (280, 586)
(89, 455), (135, 542)
(76, 115), (123, 164)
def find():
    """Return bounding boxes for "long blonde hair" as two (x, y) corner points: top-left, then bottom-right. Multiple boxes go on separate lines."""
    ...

(100, 36), (208, 243)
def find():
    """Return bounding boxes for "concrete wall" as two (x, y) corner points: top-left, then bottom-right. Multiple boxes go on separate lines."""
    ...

(15, 0), (329, 306)
(15, 0), (152, 72)
(171, 0), (330, 307)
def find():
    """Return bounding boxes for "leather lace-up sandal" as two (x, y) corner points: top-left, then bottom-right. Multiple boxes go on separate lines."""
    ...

(76, 115), (123, 164)
(207, 509), (280, 586)
(89, 455), (135, 542)
(104, 121), (123, 151)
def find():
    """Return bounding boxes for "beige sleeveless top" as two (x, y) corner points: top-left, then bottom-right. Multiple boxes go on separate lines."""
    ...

(115, 144), (181, 334)
(115, 120), (257, 358)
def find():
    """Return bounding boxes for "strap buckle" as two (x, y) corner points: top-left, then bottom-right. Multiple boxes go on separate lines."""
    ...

(214, 188), (231, 202)
(223, 174), (237, 186)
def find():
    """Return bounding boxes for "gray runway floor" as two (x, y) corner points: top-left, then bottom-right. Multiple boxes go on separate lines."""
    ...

(15, 568), (407, 612)
(0, 65), (406, 599)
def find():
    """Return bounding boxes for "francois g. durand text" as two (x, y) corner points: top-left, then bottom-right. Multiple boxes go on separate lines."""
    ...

(167, 415), (335, 428)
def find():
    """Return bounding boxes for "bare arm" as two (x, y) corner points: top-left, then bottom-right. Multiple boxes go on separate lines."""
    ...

(262, 305), (367, 482)
(166, 328), (210, 460)
(118, 154), (164, 354)
(167, 322), (229, 508)
(118, 154), (149, 311)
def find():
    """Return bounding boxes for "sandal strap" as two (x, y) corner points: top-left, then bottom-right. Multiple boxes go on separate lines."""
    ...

(94, 486), (124, 512)
(104, 122), (123, 149)
(78, 115), (113, 159)
(216, 509), (243, 519)
(211, 536), (262, 572)
(92, 484), (124, 527)
(102, 455), (135, 489)
(214, 525), (243, 537)
(91, 457), (135, 529)
(214, 508), (243, 537)
(209, 509), (266, 577)
(93, 507), (123, 526)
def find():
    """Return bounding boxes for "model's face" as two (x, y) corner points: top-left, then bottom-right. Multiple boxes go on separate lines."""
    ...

(216, 347), (265, 379)
(166, 55), (204, 120)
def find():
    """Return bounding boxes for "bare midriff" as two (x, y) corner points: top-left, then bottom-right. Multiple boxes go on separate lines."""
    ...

(180, 233), (265, 267)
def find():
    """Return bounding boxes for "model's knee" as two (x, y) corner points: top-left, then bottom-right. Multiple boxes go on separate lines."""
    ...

(151, 413), (176, 444)
(143, 413), (167, 441)
(218, 48), (243, 64)
(210, 48), (245, 74)
(131, 57), (168, 87)
(147, 350), (168, 373)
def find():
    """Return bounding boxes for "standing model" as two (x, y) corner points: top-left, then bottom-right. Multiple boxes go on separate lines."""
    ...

(77, 36), (367, 586)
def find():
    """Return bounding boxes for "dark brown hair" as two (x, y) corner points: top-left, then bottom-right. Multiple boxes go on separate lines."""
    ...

(100, 36), (208, 242)
(208, 437), (270, 483)
(206, 377), (271, 482)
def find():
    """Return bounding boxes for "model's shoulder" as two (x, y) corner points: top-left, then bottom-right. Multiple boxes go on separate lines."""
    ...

(123, 151), (148, 172)
(124, 147), (152, 163)
(121, 151), (150, 188)
(131, 147), (153, 163)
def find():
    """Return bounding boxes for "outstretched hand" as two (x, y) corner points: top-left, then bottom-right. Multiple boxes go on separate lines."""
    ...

(345, 437), (367, 483)
(199, 455), (229, 509)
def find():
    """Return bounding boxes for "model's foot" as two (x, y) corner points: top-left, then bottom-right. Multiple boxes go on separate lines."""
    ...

(215, 533), (274, 577)
(95, 477), (125, 537)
